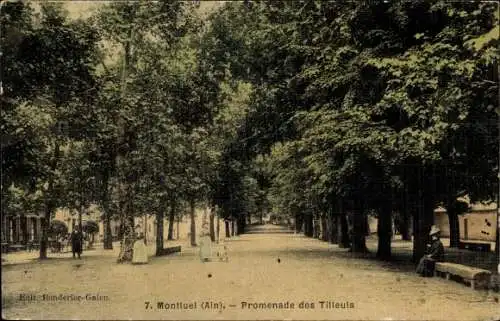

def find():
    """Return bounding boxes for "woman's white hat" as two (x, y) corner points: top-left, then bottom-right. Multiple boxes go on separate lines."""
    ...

(429, 225), (441, 236)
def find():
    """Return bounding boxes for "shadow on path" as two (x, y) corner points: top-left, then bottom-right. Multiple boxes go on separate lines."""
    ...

(240, 224), (498, 275)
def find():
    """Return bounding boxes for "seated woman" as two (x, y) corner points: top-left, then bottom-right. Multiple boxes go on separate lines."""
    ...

(416, 225), (444, 277)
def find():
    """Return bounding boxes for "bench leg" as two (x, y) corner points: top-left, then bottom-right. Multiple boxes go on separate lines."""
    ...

(470, 279), (475, 290)
(445, 273), (450, 280)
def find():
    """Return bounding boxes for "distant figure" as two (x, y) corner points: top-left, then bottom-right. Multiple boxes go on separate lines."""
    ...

(132, 233), (148, 264)
(71, 226), (84, 259)
(219, 245), (229, 262)
(199, 220), (212, 262)
(416, 225), (444, 277)
(58, 234), (67, 252)
(66, 233), (72, 250)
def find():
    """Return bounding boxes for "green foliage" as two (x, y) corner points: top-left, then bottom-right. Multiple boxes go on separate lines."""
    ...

(3, 0), (498, 258)
(203, 0), (498, 243)
(2, 2), (101, 229)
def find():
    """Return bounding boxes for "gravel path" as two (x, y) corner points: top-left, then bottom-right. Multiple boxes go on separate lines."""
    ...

(2, 224), (499, 320)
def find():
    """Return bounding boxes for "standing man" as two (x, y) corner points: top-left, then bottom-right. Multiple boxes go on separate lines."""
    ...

(71, 226), (83, 259)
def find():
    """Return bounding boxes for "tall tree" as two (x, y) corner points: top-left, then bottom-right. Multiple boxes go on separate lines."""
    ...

(2, 3), (99, 259)
(93, 0), (197, 261)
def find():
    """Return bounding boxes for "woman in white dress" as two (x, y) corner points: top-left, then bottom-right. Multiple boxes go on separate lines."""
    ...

(132, 233), (148, 264)
(199, 221), (212, 262)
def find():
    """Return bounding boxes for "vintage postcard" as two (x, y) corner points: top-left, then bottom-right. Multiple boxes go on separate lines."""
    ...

(1, 1), (499, 320)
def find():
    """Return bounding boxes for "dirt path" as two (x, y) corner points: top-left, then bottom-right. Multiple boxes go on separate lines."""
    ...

(2, 224), (498, 320)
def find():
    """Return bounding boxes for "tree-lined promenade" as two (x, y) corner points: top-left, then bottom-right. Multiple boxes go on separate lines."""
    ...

(2, 0), (499, 269)
(2, 225), (499, 320)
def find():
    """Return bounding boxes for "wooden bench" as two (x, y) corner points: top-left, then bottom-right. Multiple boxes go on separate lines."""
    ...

(156, 246), (181, 257)
(458, 241), (491, 252)
(435, 262), (492, 290)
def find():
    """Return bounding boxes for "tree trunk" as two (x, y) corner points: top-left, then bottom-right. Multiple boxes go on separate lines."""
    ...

(102, 171), (113, 250)
(313, 217), (321, 239)
(306, 215), (313, 237)
(329, 215), (338, 244)
(117, 212), (135, 263)
(295, 213), (303, 233)
(495, 223), (499, 266)
(115, 23), (136, 264)
(143, 214), (148, 245)
(225, 220), (230, 238)
(189, 199), (196, 246)
(39, 207), (52, 260)
(320, 214), (328, 241)
(103, 211), (113, 249)
(350, 210), (368, 253)
(325, 213), (333, 242)
(209, 209), (215, 242)
(365, 214), (370, 236)
(78, 206), (83, 230)
(167, 201), (176, 240)
(238, 215), (245, 234)
(117, 193), (136, 263)
(237, 217), (242, 235)
(20, 215), (28, 245)
(236, 214), (245, 235)
(216, 213), (220, 243)
(4, 215), (11, 243)
(39, 141), (60, 259)
(176, 214), (180, 240)
(129, 215), (135, 234)
(118, 216), (124, 241)
(400, 212), (411, 241)
(304, 214), (313, 237)
(155, 204), (164, 256)
(399, 185), (412, 241)
(412, 171), (435, 263)
(447, 206), (460, 248)
(231, 220), (235, 236)
(377, 202), (392, 260)
(338, 213), (350, 248)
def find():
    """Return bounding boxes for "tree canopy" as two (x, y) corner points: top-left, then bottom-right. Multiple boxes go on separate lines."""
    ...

(2, 0), (498, 263)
